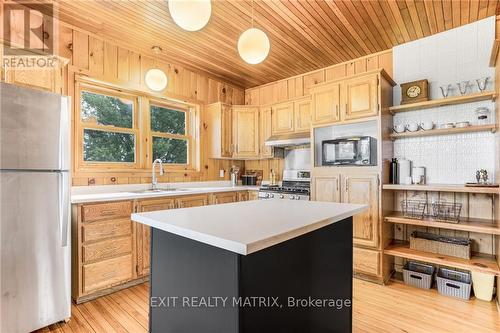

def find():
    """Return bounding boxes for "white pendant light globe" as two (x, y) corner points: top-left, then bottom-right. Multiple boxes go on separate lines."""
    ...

(238, 27), (270, 65)
(145, 68), (168, 92)
(168, 0), (211, 32)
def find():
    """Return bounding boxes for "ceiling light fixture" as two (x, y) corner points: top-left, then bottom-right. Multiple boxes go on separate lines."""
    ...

(237, 0), (270, 65)
(168, 0), (212, 32)
(145, 46), (168, 92)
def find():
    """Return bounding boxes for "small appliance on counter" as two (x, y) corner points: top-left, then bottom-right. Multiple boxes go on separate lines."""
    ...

(241, 172), (258, 186)
(322, 136), (376, 166)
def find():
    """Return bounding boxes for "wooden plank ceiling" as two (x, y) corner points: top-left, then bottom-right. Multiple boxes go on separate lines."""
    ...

(30, 0), (500, 88)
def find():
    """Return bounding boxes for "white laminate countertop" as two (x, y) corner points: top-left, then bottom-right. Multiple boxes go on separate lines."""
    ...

(131, 200), (366, 255)
(70, 181), (259, 203)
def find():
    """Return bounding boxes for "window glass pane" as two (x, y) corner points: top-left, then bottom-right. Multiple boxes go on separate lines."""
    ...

(150, 105), (186, 135)
(83, 129), (135, 162)
(81, 91), (133, 128)
(152, 137), (187, 164)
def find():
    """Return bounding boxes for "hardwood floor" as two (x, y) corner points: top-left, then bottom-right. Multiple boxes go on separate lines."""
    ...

(35, 279), (500, 333)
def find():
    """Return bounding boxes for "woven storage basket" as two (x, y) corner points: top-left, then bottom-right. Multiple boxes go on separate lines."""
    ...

(410, 231), (471, 259)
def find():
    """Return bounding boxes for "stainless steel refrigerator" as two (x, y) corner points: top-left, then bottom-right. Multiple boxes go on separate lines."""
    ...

(1, 82), (71, 333)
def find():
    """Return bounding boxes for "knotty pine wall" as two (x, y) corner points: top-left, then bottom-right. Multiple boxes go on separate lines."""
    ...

(1, 20), (246, 186)
(243, 49), (393, 180)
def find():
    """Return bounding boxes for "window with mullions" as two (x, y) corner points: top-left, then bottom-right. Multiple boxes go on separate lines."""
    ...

(150, 104), (190, 165)
(80, 89), (137, 164)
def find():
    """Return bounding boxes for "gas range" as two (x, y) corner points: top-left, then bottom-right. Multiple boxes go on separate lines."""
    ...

(258, 170), (310, 201)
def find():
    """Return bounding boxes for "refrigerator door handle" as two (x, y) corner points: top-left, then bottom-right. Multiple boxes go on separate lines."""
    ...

(59, 172), (69, 247)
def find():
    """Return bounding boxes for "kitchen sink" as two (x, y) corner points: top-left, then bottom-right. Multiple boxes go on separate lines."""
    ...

(130, 188), (189, 193)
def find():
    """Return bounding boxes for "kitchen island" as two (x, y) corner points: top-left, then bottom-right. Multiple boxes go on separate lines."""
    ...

(132, 200), (366, 333)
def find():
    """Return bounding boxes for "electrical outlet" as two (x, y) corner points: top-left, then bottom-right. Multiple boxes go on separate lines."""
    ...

(219, 169), (225, 178)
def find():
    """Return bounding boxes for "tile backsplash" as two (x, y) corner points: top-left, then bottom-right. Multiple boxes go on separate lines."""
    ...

(392, 17), (496, 184)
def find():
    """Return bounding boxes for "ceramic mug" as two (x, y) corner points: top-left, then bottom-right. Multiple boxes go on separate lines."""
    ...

(420, 121), (434, 131)
(393, 124), (406, 133)
(455, 121), (470, 128)
(406, 123), (419, 132)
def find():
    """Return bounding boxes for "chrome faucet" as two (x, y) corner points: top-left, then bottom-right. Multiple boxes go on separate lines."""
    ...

(152, 159), (164, 190)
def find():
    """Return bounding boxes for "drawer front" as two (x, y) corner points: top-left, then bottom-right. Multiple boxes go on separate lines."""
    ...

(82, 254), (133, 294)
(82, 218), (132, 243)
(176, 194), (209, 208)
(238, 191), (249, 201)
(82, 236), (132, 263)
(213, 192), (238, 204)
(353, 247), (380, 277)
(82, 201), (132, 222)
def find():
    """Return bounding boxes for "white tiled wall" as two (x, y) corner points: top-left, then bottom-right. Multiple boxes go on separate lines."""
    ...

(392, 17), (496, 184)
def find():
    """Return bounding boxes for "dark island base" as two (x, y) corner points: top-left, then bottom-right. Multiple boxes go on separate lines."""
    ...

(150, 217), (353, 333)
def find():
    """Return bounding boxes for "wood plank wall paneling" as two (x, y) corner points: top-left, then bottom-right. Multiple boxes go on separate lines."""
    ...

(1, 15), (246, 186)
(242, 49), (393, 182)
(494, 15), (500, 312)
(17, 0), (500, 88)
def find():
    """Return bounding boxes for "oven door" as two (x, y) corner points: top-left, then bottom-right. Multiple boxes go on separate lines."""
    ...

(322, 139), (358, 165)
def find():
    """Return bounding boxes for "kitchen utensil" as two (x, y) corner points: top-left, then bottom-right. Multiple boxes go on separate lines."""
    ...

(406, 123), (419, 132)
(475, 107), (491, 125)
(420, 121), (434, 131)
(455, 121), (470, 128)
(398, 159), (411, 184)
(439, 84), (452, 98)
(457, 81), (470, 95)
(476, 77), (489, 92)
(230, 165), (239, 187)
(393, 124), (406, 133)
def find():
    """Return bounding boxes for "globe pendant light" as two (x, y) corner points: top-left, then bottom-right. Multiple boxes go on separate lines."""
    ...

(238, 1), (270, 65)
(168, 0), (212, 32)
(145, 46), (168, 92)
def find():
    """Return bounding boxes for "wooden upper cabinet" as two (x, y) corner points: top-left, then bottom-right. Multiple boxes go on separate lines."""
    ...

(342, 173), (379, 248)
(344, 74), (379, 120)
(312, 175), (341, 203)
(259, 106), (273, 158)
(233, 106), (260, 158)
(205, 103), (233, 158)
(294, 98), (311, 133)
(311, 82), (340, 125)
(4, 68), (63, 94)
(271, 102), (294, 135)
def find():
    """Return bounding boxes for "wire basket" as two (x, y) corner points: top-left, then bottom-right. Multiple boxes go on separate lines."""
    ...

(401, 200), (427, 219)
(431, 201), (462, 223)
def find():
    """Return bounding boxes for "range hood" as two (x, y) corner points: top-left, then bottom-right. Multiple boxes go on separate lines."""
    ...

(265, 132), (311, 147)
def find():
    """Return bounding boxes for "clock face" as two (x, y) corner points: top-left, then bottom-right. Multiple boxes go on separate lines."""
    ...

(406, 85), (421, 98)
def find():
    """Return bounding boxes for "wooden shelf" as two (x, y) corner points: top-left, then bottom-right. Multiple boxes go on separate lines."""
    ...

(382, 183), (499, 194)
(389, 91), (497, 113)
(390, 124), (496, 140)
(384, 212), (500, 235)
(384, 243), (500, 275)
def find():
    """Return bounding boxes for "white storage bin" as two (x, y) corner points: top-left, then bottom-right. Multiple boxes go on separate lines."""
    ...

(471, 271), (494, 302)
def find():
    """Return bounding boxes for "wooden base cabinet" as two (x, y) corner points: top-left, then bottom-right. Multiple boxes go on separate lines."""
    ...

(72, 200), (137, 304)
(73, 191), (256, 303)
(312, 172), (382, 281)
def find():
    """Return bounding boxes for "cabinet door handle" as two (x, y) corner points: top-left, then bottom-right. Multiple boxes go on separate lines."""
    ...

(335, 105), (339, 119)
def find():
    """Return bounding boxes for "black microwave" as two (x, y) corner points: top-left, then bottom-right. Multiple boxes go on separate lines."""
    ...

(322, 136), (376, 166)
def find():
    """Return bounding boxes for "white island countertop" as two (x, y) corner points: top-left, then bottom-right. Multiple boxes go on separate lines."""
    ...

(131, 200), (366, 255)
